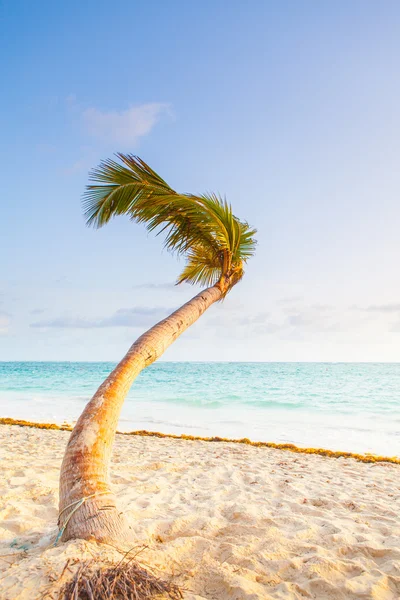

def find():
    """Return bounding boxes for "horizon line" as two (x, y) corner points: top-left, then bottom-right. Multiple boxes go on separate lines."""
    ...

(1, 360), (400, 365)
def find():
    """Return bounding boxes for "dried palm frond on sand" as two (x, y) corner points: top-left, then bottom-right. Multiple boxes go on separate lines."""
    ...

(57, 553), (182, 600)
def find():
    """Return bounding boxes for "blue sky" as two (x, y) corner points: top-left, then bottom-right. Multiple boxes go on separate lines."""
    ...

(1, 0), (400, 361)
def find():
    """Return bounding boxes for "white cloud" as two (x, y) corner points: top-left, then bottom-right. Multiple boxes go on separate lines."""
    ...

(132, 282), (176, 290)
(0, 311), (10, 335)
(64, 155), (94, 175)
(358, 303), (400, 313)
(30, 306), (176, 329)
(82, 103), (171, 145)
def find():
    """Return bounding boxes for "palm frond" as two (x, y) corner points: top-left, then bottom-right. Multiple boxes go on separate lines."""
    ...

(82, 154), (257, 292)
(176, 242), (223, 287)
(82, 154), (175, 227)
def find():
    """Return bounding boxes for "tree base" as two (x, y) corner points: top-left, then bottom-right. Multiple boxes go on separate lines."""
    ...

(60, 493), (134, 547)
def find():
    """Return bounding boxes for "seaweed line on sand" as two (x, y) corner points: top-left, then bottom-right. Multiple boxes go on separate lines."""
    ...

(1, 417), (399, 465)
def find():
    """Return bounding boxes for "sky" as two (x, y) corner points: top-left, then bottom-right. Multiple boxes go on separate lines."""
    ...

(1, 0), (400, 362)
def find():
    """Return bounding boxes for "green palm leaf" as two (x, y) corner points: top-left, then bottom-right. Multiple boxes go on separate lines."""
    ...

(83, 154), (257, 293)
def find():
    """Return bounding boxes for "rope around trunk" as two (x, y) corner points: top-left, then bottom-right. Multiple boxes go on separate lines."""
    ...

(55, 491), (111, 546)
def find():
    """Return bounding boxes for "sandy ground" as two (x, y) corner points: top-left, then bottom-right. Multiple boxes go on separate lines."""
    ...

(0, 425), (399, 600)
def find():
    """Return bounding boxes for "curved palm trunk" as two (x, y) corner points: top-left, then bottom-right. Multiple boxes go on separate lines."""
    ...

(58, 284), (222, 544)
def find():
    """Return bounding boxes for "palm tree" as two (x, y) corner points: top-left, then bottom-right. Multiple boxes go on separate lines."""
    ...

(58, 155), (257, 545)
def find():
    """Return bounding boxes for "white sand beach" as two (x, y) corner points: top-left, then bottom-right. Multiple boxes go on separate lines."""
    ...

(0, 424), (399, 599)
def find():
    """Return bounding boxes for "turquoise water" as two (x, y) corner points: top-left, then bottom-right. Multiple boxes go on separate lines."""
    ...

(0, 362), (399, 455)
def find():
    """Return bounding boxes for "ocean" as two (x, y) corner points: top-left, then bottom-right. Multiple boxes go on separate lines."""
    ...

(0, 362), (399, 456)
